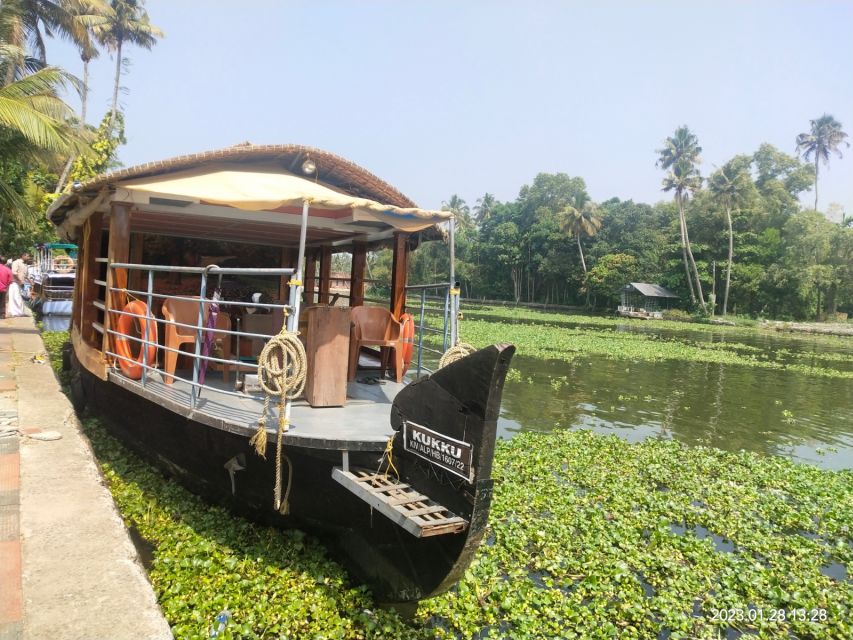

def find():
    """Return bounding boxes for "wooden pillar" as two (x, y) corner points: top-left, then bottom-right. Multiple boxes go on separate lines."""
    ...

(389, 232), (409, 319)
(303, 250), (318, 305)
(102, 203), (131, 355)
(278, 247), (297, 303)
(349, 242), (367, 307)
(318, 245), (332, 304)
(80, 212), (104, 346)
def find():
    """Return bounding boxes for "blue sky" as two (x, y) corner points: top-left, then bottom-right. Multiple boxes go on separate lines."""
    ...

(47, 0), (853, 217)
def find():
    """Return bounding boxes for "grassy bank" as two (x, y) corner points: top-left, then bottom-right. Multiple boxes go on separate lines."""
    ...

(43, 331), (851, 639)
(455, 307), (853, 379)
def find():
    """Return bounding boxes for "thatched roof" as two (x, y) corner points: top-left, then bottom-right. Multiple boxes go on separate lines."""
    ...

(46, 143), (449, 248)
(54, 143), (416, 213)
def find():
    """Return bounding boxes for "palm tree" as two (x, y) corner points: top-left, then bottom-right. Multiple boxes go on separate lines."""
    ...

(657, 126), (705, 307)
(93, 0), (162, 133)
(796, 114), (849, 212)
(474, 192), (496, 225)
(558, 200), (601, 274)
(442, 194), (473, 233)
(54, 0), (113, 192)
(708, 156), (752, 316)
(1, 0), (62, 85)
(0, 65), (87, 228)
(66, 0), (111, 124)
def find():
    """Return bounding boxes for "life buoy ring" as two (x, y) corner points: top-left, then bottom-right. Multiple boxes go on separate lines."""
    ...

(115, 300), (157, 380)
(399, 313), (415, 375)
(53, 254), (75, 274)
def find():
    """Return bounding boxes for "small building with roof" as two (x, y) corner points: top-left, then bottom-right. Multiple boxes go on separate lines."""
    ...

(618, 282), (679, 319)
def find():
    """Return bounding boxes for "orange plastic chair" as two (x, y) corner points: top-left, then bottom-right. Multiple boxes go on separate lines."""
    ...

(347, 306), (405, 383)
(162, 297), (231, 384)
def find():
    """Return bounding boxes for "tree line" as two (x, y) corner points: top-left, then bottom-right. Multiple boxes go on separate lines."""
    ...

(397, 121), (851, 321)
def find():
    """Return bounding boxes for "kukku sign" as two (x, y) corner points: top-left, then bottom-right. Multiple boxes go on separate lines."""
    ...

(402, 420), (473, 483)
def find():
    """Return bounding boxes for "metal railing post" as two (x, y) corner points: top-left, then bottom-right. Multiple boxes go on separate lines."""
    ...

(142, 268), (153, 387)
(443, 288), (450, 352)
(190, 271), (208, 408)
(416, 288), (426, 377)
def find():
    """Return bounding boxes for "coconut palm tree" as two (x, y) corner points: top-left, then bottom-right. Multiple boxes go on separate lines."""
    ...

(93, 0), (162, 133)
(474, 192), (496, 225)
(657, 126), (705, 307)
(708, 156), (752, 316)
(796, 114), (849, 212)
(0, 65), (87, 227)
(558, 200), (601, 274)
(65, 0), (111, 124)
(442, 194), (473, 233)
(54, 0), (113, 192)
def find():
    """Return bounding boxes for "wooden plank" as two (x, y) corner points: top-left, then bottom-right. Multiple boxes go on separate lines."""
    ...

(414, 515), (465, 527)
(397, 504), (445, 517)
(354, 472), (410, 489)
(331, 467), (468, 538)
(421, 522), (467, 537)
(387, 492), (429, 507)
(374, 483), (413, 494)
(304, 306), (351, 407)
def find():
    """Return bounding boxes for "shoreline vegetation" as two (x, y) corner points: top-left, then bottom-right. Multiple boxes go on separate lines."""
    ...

(41, 320), (852, 640)
(456, 307), (853, 380)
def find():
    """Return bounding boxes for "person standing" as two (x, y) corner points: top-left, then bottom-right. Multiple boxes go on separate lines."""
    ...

(0, 257), (12, 319)
(7, 253), (30, 317)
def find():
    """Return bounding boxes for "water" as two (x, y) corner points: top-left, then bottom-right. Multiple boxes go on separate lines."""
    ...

(495, 324), (853, 470)
(38, 314), (71, 332)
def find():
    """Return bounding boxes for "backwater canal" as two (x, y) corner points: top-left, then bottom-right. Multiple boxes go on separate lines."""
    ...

(491, 322), (853, 470)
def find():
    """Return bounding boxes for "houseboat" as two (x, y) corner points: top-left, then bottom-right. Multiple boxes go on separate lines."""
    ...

(46, 144), (514, 603)
(29, 242), (77, 329)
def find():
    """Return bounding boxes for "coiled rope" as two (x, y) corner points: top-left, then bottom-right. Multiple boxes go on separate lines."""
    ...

(438, 288), (476, 368)
(249, 316), (307, 513)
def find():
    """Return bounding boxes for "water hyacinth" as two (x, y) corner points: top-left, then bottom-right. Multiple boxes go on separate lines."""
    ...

(42, 328), (851, 639)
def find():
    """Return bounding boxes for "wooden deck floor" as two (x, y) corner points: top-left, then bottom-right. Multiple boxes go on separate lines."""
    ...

(108, 366), (404, 451)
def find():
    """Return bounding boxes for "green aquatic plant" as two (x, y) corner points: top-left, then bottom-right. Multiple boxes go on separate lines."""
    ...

(455, 312), (853, 380)
(42, 330), (851, 639)
(420, 431), (852, 639)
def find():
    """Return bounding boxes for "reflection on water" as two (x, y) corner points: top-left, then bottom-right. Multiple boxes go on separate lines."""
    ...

(498, 353), (853, 471)
(39, 314), (71, 332)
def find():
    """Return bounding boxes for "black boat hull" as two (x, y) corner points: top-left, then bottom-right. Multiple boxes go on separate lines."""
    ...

(71, 343), (515, 603)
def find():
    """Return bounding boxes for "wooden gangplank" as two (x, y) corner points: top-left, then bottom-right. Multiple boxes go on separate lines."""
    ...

(332, 467), (467, 538)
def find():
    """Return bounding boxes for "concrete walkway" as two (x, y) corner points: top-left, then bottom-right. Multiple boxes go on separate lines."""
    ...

(0, 315), (171, 640)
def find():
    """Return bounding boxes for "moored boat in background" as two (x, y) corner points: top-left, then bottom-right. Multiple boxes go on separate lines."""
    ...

(29, 242), (77, 330)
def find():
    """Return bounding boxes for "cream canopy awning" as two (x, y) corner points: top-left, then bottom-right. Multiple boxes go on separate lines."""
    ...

(116, 165), (451, 232)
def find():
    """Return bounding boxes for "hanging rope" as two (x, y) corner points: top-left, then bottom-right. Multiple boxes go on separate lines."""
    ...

(376, 432), (399, 481)
(439, 287), (476, 368)
(248, 313), (307, 512)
